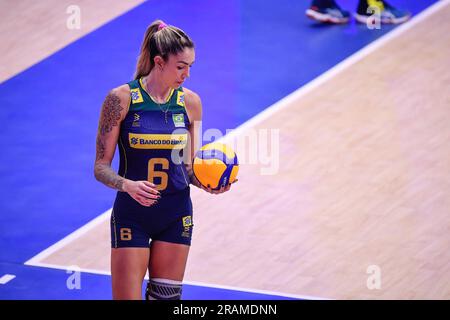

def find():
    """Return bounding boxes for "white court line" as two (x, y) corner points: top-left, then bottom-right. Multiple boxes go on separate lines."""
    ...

(220, 0), (450, 144)
(24, 209), (111, 266)
(183, 280), (330, 300)
(0, 274), (16, 285)
(24, 0), (448, 300)
(25, 260), (325, 299)
(24, 211), (319, 299)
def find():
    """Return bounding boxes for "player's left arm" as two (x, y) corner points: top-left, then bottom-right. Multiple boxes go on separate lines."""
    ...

(183, 88), (231, 194)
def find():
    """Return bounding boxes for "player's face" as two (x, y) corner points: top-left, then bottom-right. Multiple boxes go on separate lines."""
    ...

(163, 47), (195, 88)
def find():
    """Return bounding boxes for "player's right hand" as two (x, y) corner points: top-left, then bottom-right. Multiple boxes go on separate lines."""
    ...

(123, 180), (161, 207)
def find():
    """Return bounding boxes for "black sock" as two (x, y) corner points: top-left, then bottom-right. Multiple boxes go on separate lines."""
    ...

(311, 0), (334, 9)
(357, 0), (369, 13)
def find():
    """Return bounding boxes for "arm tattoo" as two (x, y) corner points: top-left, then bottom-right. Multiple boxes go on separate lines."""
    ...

(96, 135), (106, 161)
(94, 91), (126, 191)
(95, 163), (125, 192)
(99, 92), (123, 135)
(96, 92), (123, 161)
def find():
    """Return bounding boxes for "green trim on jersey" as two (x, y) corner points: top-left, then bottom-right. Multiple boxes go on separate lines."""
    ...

(127, 78), (187, 113)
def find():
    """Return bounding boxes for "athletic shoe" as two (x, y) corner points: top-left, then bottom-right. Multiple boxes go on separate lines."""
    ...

(306, 0), (350, 24)
(355, 0), (411, 24)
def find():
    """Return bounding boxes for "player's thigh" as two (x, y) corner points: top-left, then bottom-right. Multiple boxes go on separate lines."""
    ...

(111, 247), (150, 299)
(149, 240), (190, 280)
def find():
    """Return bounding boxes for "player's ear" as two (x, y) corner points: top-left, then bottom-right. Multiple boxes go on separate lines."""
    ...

(154, 55), (165, 70)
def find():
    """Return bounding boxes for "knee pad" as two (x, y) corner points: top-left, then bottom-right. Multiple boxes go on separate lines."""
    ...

(145, 278), (183, 300)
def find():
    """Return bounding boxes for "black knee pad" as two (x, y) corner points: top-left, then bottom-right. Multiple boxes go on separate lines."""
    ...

(145, 278), (183, 300)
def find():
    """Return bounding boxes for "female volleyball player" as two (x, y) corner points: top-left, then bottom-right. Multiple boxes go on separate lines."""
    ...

(94, 20), (233, 300)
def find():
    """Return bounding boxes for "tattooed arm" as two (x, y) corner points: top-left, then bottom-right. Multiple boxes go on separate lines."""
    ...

(94, 86), (160, 207)
(94, 87), (129, 191)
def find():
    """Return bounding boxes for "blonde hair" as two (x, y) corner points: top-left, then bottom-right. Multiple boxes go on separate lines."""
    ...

(134, 20), (194, 80)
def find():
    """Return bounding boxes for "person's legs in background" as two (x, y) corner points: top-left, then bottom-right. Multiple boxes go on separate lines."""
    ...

(306, 0), (410, 25)
(306, 0), (350, 24)
(355, 0), (411, 24)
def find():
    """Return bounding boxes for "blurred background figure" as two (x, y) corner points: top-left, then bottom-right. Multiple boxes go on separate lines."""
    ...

(306, 0), (411, 24)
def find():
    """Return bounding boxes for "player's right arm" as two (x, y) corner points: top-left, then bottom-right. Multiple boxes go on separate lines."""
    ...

(94, 86), (160, 207)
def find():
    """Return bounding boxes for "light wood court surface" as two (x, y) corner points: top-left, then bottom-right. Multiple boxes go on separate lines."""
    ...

(0, 0), (145, 83)
(26, 2), (450, 299)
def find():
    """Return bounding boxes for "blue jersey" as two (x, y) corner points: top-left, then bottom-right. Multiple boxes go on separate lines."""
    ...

(117, 78), (191, 194)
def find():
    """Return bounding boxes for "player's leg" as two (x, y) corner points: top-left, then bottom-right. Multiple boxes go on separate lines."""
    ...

(144, 188), (193, 300)
(110, 208), (152, 300)
(145, 241), (190, 300)
(111, 247), (150, 300)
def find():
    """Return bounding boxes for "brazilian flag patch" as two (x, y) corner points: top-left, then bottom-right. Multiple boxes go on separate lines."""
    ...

(172, 113), (185, 127)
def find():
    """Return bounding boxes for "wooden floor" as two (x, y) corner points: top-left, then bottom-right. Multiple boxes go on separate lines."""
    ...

(18, 1), (450, 299)
(0, 0), (145, 83)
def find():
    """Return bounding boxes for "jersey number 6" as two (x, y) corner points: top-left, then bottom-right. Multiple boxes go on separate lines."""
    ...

(148, 158), (169, 191)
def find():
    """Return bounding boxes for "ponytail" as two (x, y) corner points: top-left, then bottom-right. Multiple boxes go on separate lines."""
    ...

(134, 20), (162, 80)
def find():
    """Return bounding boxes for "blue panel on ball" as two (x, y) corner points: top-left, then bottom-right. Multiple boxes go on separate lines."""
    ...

(215, 164), (234, 190)
(233, 154), (239, 165)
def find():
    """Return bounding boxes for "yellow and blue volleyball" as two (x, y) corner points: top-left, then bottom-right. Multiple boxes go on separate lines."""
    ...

(192, 142), (239, 190)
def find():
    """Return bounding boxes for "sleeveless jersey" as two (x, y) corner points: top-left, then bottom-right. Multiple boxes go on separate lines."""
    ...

(117, 78), (191, 194)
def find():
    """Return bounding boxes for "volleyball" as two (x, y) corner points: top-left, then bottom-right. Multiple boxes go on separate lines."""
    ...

(192, 142), (239, 190)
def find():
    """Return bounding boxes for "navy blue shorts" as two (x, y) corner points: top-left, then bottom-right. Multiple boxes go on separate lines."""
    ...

(110, 187), (193, 248)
